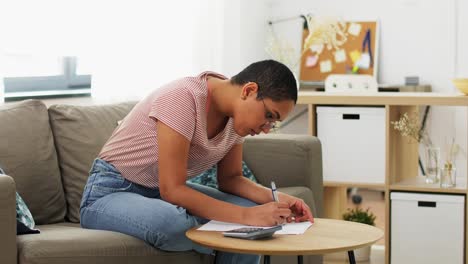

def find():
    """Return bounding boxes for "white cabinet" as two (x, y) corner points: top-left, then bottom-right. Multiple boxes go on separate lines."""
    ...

(391, 192), (465, 264)
(317, 106), (385, 184)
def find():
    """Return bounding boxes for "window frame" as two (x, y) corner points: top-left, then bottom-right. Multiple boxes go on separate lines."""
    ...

(3, 56), (91, 101)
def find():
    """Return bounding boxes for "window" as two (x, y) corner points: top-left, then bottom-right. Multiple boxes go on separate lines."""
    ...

(1, 0), (215, 102)
(3, 55), (91, 101)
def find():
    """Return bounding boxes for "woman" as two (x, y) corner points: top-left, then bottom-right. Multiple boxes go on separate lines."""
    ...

(80, 60), (314, 263)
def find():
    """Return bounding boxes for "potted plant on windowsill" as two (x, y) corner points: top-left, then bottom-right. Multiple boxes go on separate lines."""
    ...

(325, 207), (377, 262)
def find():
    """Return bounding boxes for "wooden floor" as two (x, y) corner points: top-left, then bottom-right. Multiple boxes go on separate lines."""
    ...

(346, 188), (386, 245)
(324, 245), (385, 264)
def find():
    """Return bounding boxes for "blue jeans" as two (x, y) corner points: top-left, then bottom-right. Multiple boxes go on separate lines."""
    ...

(80, 159), (260, 264)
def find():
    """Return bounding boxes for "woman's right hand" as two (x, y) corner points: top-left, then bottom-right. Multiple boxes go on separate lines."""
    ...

(242, 202), (291, 226)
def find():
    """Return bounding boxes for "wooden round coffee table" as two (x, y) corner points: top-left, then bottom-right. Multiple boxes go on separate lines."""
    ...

(186, 218), (383, 264)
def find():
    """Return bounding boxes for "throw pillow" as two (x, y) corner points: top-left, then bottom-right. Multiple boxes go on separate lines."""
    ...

(0, 167), (39, 235)
(16, 192), (39, 235)
(188, 161), (258, 189)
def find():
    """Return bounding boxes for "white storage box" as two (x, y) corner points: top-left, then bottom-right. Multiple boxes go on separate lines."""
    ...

(317, 106), (385, 183)
(391, 192), (465, 264)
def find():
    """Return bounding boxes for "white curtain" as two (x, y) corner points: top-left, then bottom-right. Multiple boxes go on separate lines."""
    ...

(0, 0), (229, 103)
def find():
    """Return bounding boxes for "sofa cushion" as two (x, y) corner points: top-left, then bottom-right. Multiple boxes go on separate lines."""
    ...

(48, 102), (137, 223)
(277, 186), (317, 217)
(243, 134), (324, 217)
(0, 100), (66, 224)
(17, 223), (211, 264)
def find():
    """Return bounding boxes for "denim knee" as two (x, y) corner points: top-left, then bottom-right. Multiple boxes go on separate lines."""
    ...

(154, 206), (200, 251)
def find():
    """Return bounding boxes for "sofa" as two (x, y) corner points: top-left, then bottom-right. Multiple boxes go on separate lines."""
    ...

(0, 99), (323, 264)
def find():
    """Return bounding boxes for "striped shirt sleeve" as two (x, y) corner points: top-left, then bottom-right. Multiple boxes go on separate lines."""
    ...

(149, 86), (196, 141)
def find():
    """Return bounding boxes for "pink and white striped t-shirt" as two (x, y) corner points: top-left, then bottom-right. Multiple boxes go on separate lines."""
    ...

(99, 72), (244, 188)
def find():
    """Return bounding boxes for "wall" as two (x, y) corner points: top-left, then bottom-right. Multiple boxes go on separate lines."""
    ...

(237, 0), (468, 178)
(2, 0), (465, 175)
(216, 0), (270, 77)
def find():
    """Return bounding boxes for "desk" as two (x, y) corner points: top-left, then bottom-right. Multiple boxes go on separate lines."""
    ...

(186, 218), (383, 264)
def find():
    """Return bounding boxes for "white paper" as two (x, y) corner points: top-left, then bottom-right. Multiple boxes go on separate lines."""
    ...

(309, 44), (324, 55)
(348, 23), (362, 36)
(276, 222), (312, 235)
(320, 60), (332, 73)
(356, 53), (371, 69)
(197, 220), (312, 235)
(334, 49), (346, 63)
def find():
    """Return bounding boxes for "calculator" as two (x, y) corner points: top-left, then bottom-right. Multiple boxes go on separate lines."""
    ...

(222, 225), (282, 240)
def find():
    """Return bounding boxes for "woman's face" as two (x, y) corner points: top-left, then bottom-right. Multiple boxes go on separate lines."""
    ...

(233, 84), (295, 137)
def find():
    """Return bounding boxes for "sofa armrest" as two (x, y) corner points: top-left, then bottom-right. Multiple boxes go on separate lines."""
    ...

(243, 134), (323, 217)
(0, 174), (17, 264)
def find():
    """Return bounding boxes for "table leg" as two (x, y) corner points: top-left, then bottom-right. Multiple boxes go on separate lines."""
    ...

(348, 250), (356, 264)
(264, 255), (270, 264)
(298, 255), (304, 264)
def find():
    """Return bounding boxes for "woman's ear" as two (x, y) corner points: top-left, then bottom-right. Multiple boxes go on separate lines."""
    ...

(241, 82), (259, 99)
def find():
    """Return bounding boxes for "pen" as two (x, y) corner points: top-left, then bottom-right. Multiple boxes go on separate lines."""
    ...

(362, 28), (373, 66)
(271, 181), (279, 202)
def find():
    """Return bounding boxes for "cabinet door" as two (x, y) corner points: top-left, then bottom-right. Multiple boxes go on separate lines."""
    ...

(317, 106), (385, 183)
(391, 192), (465, 264)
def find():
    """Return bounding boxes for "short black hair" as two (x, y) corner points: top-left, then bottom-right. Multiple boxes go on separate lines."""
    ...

(231, 60), (297, 104)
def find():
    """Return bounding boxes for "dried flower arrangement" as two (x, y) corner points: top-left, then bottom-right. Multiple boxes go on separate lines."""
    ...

(390, 112), (432, 147)
(265, 14), (348, 71)
(302, 15), (347, 57)
(440, 138), (461, 187)
(265, 31), (299, 71)
(391, 112), (465, 170)
(445, 138), (461, 168)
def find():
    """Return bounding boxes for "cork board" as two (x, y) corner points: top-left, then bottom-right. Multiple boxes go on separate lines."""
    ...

(299, 21), (378, 82)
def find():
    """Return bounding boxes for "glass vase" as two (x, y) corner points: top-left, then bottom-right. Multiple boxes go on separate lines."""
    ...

(440, 163), (456, 188)
(424, 146), (440, 184)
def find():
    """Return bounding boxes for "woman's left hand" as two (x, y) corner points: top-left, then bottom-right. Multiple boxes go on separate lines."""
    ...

(278, 193), (314, 224)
